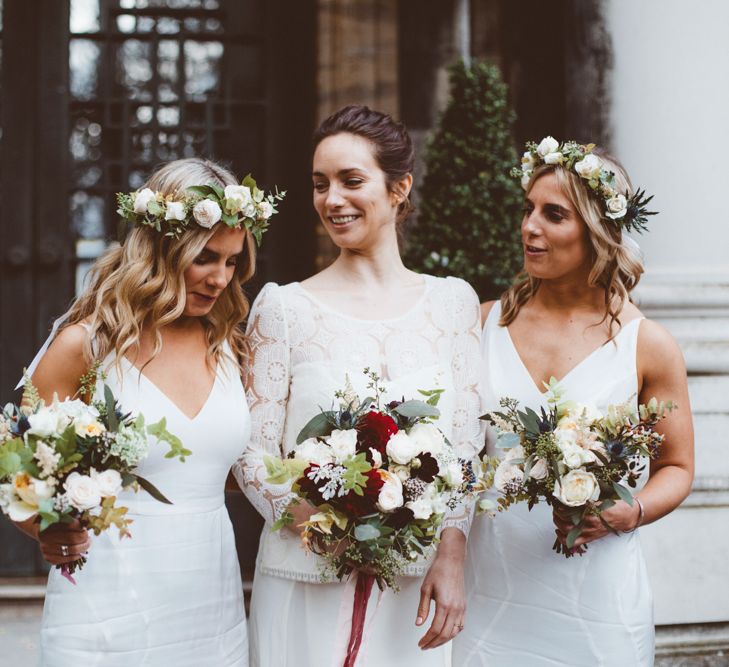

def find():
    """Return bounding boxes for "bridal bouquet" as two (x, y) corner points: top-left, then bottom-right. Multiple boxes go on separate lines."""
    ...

(266, 368), (480, 587)
(0, 372), (189, 581)
(482, 379), (673, 557)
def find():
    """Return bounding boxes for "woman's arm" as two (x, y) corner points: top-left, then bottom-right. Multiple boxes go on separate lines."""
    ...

(554, 318), (695, 546)
(231, 284), (299, 526)
(418, 279), (483, 649)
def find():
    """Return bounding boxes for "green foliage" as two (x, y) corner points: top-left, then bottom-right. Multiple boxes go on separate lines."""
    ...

(405, 60), (524, 300)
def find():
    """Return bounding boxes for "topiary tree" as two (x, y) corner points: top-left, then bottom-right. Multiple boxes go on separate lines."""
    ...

(405, 60), (524, 301)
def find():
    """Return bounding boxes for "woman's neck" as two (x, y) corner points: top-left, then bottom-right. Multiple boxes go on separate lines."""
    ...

(531, 275), (605, 316)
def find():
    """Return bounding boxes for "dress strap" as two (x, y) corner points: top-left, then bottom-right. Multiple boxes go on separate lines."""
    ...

(15, 314), (70, 389)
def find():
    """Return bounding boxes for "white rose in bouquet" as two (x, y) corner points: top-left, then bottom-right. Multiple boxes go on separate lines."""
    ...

(390, 464), (410, 482)
(537, 136), (559, 157)
(223, 185), (253, 215)
(7, 472), (55, 521)
(27, 407), (68, 438)
(554, 470), (600, 507)
(529, 457), (549, 480)
(386, 431), (420, 465)
(91, 468), (123, 498)
(406, 494), (433, 520)
(441, 460), (464, 487)
(408, 422), (445, 455)
(55, 399), (98, 421)
(164, 201), (186, 221)
(574, 154), (603, 180)
(376, 470), (404, 512)
(369, 448), (383, 468)
(493, 460), (525, 494)
(505, 445), (525, 462)
(74, 414), (106, 438)
(326, 429), (358, 463)
(294, 437), (335, 466)
(193, 199), (222, 228)
(133, 188), (156, 214)
(64, 472), (102, 511)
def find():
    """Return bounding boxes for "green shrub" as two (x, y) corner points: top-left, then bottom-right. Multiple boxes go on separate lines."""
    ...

(405, 60), (523, 301)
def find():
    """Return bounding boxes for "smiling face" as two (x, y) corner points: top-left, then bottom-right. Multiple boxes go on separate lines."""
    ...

(521, 171), (593, 281)
(182, 225), (246, 317)
(312, 133), (409, 250)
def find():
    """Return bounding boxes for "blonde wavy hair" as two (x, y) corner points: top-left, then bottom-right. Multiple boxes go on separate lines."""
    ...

(63, 157), (256, 374)
(500, 148), (644, 337)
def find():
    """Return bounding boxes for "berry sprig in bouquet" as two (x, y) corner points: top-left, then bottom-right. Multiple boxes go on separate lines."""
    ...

(266, 368), (480, 589)
(0, 371), (189, 582)
(482, 379), (674, 557)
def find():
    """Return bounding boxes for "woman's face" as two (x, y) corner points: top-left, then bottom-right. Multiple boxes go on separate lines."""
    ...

(182, 225), (246, 317)
(521, 172), (592, 281)
(312, 132), (408, 250)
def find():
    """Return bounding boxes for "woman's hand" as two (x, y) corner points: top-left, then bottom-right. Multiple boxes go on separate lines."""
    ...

(553, 500), (641, 550)
(416, 528), (467, 650)
(36, 519), (91, 566)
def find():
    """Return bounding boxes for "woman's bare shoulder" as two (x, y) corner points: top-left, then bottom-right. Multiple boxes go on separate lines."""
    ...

(480, 300), (498, 327)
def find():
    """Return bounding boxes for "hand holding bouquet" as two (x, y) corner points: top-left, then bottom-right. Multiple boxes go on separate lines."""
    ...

(0, 372), (189, 581)
(482, 378), (674, 557)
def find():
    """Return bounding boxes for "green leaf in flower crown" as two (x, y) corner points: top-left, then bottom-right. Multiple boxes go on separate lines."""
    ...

(221, 211), (239, 228)
(393, 400), (440, 419)
(134, 473), (172, 504)
(296, 411), (337, 444)
(186, 185), (216, 198)
(611, 481), (634, 506)
(241, 173), (258, 191)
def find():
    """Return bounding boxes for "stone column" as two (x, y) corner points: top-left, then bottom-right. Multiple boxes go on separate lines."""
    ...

(605, 0), (729, 658)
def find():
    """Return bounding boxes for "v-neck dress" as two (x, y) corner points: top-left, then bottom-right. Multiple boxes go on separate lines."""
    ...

(39, 343), (250, 666)
(453, 302), (654, 667)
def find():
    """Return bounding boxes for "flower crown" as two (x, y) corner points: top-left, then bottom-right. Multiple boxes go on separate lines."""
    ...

(512, 137), (656, 234)
(116, 174), (286, 244)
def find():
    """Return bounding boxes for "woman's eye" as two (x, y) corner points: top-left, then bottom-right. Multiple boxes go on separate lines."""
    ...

(522, 204), (533, 216)
(313, 182), (328, 192)
(193, 256), (210, 265)
(345, 178), (363, 187)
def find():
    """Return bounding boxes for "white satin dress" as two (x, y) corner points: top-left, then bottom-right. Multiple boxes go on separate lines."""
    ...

(38, 343), (250, 666)
(453, 302), (654, 667)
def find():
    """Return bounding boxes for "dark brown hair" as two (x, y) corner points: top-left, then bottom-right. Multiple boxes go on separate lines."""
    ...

(313, 105), (415, 222)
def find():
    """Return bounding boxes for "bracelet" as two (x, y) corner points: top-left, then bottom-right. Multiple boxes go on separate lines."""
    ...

(622, 497), (645, 533)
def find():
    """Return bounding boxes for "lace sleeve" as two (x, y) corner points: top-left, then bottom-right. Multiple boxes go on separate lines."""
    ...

(232, 283), (296, 524)
(442, 278), (484, 537)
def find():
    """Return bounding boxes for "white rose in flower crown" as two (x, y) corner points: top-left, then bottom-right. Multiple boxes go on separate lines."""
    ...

(257, 200), (274, 220)
(294, 437), (334, 466)
(543, 152), (564, 165)
(223, 185), (253, 215)
(521, 171), (532, 190)
(408, 422), (445, 456)
(242, 202), (257, 219)
(164, 201), (185, 221)
(493, 460), (525, 494)
(554, 469), (600, 507)
(521, 151), (536, 170)
(574, 153), (603, 180)
(537, 136), (559, 157)
(64, 472), (102, 511)
(27, 407), (68, 438)
(192, 199), (222, 228)
(133, 188), (156, 214)
(376, 470), (404, 512)
(530, 457), (549, 480)
(386, 431), (420, 465)
(91, 468), (123, 498)
(605, 193), (628, 219)
(326, 429), (358, 463)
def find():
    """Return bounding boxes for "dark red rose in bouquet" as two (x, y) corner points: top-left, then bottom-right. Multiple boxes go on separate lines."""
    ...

(412, 452), (439, 483)
(356, 411), (398, 460)
(383, 506), (415, 530)
(337, 469), (384, 517)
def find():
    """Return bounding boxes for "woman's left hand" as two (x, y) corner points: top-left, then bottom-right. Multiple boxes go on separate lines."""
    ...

(416, 528), (466, 650)
(553, 500), (641, 549)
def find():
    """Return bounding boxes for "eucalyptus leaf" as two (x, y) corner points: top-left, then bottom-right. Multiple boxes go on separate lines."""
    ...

(392, 400), (440, 419)
(611, 481), (634, 506)
(296, 411), (336, 444)
(495, 432), (520, 449)
(134, 474), (172, 504)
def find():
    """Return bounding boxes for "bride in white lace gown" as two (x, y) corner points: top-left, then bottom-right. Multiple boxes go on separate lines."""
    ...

(234, 106), (482, 666)
(12, 158), (259, 666)
(453, 143), (694, 666)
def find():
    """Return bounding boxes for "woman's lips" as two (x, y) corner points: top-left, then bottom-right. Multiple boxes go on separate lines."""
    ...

(524, 244), (547, 256)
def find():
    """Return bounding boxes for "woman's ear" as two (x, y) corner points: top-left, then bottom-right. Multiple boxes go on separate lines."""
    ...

(391, 173), (413, 205)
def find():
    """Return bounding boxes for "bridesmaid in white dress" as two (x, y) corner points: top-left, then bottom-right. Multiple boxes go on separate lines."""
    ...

(453, 144), (695, 666)
(11, 158), (257, 666)
(234, 105), (483, 666)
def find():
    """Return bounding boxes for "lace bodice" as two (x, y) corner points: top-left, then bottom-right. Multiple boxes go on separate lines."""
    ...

(233, 275), (483, 580)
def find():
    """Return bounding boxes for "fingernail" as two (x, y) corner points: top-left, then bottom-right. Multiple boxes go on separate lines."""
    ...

(416, 617), (422, 625)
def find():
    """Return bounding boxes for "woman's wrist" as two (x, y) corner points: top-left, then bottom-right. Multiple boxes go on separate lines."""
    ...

(436, 527), (467, 560)
(623, 497), (645, 533)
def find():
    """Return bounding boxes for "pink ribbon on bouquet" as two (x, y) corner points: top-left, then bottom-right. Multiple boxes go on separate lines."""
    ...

(333, 572), (384, 667)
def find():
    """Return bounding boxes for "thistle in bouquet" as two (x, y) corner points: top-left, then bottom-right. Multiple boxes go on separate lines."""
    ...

(265, 368), (481, 589)
(0, 368), (190, 582)
(481, 378), (674, 557)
